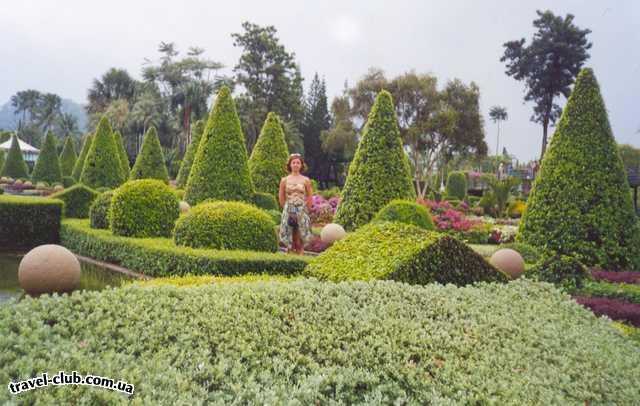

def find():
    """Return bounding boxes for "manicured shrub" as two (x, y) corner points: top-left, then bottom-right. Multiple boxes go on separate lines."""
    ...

(372, 199), (435, 230)
(173, 189), (185, 200)
(305, 221), (507, 285)
(527, 254), (591, 291)
(445, 171), (467, 200)
(50, 183), (99, 218)
(130, 274), (299, 288)
(0, 195), (63, 248)
(518, 68), (640, 269)
(3, 279), (639, 404)
(575, 296), (640, 327)
(110, 179), (179, 237)
(0, 134), (29, 179)
(334, 90), (415, 230)
(81, 117), (126, 188)
(0, 150), (5, 175)
(59, 136), (77, 177)
(175, 119), (205, 188)
(61, 219), (307, 277)
(266, 209), (282, 225)
(129, 126), (168, 183)
(478, 191), (496, 215)
(89, 191), (113, 229)
(576, 281), (640, 305)
(62, 176), (75, 188)
(113, 130), (130, 175)
(185, 87), (254, 205)
(498, 242), (541, 264)
(174, 201), (277, 252)
(31, 131), (62, 184)
(591, 270), (640, 285)
(252, 191), (279, 211)
(248, 112), (289, 197)
(72, 134), (93, 180)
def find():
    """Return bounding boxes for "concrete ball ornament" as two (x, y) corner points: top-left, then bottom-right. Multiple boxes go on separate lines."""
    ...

(18, 245), (81, 295)
(320, 223), (346, 244)
(489, 248), (525, 279)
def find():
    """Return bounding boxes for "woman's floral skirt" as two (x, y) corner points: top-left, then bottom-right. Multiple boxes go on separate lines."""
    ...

(279, 201), (312, 249)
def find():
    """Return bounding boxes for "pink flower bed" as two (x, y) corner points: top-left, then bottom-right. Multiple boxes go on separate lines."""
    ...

(309, 194), (340, 225)
(591, 271), (640, 285)
(574, 296), (640, 327)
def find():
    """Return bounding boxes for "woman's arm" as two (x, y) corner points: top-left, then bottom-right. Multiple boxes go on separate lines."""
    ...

(278, 177), (287, 209)
(305, 178), (313, 211)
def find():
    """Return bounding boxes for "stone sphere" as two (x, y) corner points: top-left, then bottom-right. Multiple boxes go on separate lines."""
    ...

(320, 223), (347, 244)
(490, 248), (525, 280)
(179, 201), (191, 213)
(18, 245), (81, 295)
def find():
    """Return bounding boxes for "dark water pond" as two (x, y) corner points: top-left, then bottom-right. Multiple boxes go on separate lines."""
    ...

(0, 252), (133, 303)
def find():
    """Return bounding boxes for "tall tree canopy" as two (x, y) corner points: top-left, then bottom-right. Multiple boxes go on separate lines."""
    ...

(302, 73), (331, 182)
(501, 10), (592, 159)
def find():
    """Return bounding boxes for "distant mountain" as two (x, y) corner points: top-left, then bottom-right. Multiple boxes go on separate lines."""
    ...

(0, 98), (88, 132)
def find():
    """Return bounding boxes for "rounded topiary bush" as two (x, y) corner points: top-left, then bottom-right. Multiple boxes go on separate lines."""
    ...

(174, 201), (277, 252)
(110, 179), (180, 237)
(373, 199), (434, 230)
(445, 171), (467, 200)
(89, 191), (114, 229)
(253, 192), (279, 211)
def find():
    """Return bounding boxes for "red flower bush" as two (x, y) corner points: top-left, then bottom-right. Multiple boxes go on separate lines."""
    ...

(574, 296), (640, 327)
(591, 271), (640, 284)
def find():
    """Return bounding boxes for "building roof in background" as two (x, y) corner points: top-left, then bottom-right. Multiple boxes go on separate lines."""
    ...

(0, 136), (39, 153)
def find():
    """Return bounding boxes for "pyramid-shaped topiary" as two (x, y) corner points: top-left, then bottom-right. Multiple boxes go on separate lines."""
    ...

(185, 86), (254, 205)
(31, 131), (62, 184)
(59, 136), (77, 177)
(333, 90), (416, 230)
(175, 119), (205, 188)
(0, 150), (4, 174)
(518, 68), (640, 270)
(113, 130), (130, 176)
(1, 134), (29, 179)
(72, 134), (93, 181)
(130, 126), (168, 183)
(80, 117), (126, 189)
(249, 112), (290, 198)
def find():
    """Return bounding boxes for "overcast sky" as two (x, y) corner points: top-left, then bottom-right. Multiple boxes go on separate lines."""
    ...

(1, 0), (638, 161)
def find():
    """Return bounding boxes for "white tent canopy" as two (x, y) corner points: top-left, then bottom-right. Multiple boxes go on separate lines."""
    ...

(0, 136), (40, 163)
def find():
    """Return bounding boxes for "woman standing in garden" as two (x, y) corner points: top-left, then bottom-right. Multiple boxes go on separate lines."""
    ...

(278, 153), (313, 254)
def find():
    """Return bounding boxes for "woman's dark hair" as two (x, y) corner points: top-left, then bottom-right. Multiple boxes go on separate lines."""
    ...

(286, 154), (307, 173)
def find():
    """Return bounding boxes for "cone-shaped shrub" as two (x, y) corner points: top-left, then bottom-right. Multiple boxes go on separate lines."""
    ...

(0, 135), (29, 179)
(59, 136), (77, 177)
(185, 87), (254, 205)
(72, 134), (93, 180)
(31, 131), (62, 184)
(518, 68), (640, 270)
(446, 171), (467, 200)
(176, 119), (205, 188)
(80, 117), (126, 189)
(113, 130), (130, 175)
(129, 126), (168, 183)
(334, 90), (415, 230)
(249, 112), (289, 197)
(0, 150), (4, 174)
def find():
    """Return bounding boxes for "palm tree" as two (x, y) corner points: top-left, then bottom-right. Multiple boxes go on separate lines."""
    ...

(10, 89), (41, 131)
(489, 106), (508, 157)
(57, 113), (79, 138)
(37, 93), (62, 134)
(482, 174), (520, 218)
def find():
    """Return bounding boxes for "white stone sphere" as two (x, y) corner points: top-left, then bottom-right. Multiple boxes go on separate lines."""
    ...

(18, 245), (81, 295)
(179, 201), (191, 213)
(489, 248), (525, 280)
(320, 223), (346, 244)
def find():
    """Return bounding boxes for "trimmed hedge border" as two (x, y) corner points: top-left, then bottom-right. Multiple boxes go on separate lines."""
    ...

(0, 195), (63, 249)
(61, 219), (309, 277)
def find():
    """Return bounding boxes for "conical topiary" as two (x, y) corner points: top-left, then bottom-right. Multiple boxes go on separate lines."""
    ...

(31, 131), (62, 184)
(59, 136), (77, 177)
(176, 119), (205, 188)
(72, 134), (93, 181)
(130, 126), (169, 183)
(80, 117), (126, 189)
(113, 130), (130, 175)
(517, 68), (640, 270)
(333, 90), (416, 230)
(249, 112), (290, 198)
(185, 86), (255, 205)
(1, 134), (29, 179)
(0, 150), (4, 174)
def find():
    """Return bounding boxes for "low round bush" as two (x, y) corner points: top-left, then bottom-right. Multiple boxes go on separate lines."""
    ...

(253, 192), (279, 211)
(372, 199), (435, 230)
(174, 201), (277, 252)
(527, 253), (591, 291)
(110, 179), (180, 237)
(267, 209), (281, 225)
(89, 191), (114, 229)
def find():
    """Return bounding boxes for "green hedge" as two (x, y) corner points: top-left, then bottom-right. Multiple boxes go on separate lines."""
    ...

(372, 199), (435, 230)
(248, 112), (289, 198)
(305, 221), (508, 285)
(89, 191), (113, 229)
(50, 184), (98, 218)
(31, 131), (62, 184)
(110, 179), (179, 238)
(527, 254), (591, 291)
(518, 68), (640, 269)
(2, 279), (639, 404)
(334, 90), (415, 230)
(129, 126), (168, 183)
(575, 281), (640, 304)
(0, 195), (63, 248)
(59, 136), (77, 177)
(60, 219), (308, 277)
(445, 171), (467, 200)
(253, 191), (279, 211)
(174, 201), (277, 252)
(62, 176), (75, 188)
(498, 242), (541, 264)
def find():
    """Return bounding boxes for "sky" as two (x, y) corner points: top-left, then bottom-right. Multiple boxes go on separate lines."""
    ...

(0, 0), (638, 162)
